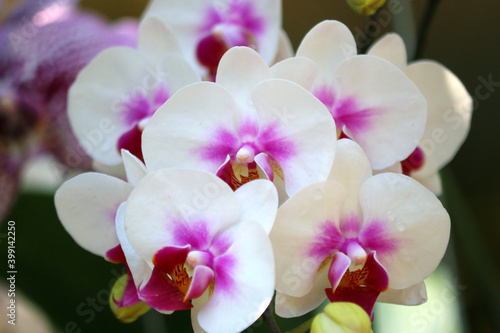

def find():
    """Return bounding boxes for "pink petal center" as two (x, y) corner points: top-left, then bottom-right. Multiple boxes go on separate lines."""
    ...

(197, 120), (295, 190)
(196, 0), (265, 79)
(313, 85), (378, 135)
(117, 84), (170, 161)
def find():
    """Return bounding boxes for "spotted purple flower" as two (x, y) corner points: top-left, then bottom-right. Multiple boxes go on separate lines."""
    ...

(0, 0), (138, 220)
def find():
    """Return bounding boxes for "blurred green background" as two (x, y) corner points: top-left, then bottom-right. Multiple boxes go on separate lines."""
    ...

(1, 0), (500, 332)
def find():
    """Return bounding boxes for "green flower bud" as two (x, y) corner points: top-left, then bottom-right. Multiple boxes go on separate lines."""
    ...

(110, 274), (150, 323)
(346, 0), (386, 15)
(311, 302), (373, 333)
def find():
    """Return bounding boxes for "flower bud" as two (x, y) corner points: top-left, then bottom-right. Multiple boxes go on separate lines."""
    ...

(110, 275), (150, 323)
(346, 0), (386, 16)
(311, 302), (373, 333)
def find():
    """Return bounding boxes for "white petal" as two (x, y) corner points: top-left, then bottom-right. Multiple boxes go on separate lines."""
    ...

(142, 0), (210, 74)
(358, 173), (450, 289)
(145, 52), (200, 96)
(334, 55), (427, 169)
(296, 20), (357, 79)
(216, 47), (273, 109)
(121, 149), (147, 186)
(328, 139), (372, 218)
(271, 56), (319, 91)
(413, 171), (442, 196)
(115, 202), (153, 288)
(367, 33), (407, 70)
(274, 267), (329, 318)
(55, 173), (133, 257)
(272, 166), (289, 206)
(143, 0), (281, 71)
(252, 79), (337, 196)
(247, 0), (282, 64)
(270, 181), (346, 297)
(373, 162), (403, 175)
(137, 15), (183, 63)
(234, 179), (278, 234)
(142, 82), (239, 173)
(191, 291), (210, 333)
(198, 222), (274, 333)
(125, 169), (239, 262)
(377, 281), (427, 305)
(92, 160), (126, 179)
(68, 47), (199, 166)
(405, 60), (473, 174)
(68, 47), (149, 165)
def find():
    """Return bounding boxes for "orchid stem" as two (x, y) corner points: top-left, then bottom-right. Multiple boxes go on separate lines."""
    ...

(391, 0), (417, 60)
(263, 304), (282, 333)
(415, 0), (442, 59)
(286, 317), (314, 333)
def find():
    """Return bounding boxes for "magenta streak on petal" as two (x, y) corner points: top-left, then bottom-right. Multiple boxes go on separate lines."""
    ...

(138, 267), (192, 311)
(117, 124), (144, 162)
(358, 220), (400, 256)
(209, 232), (234, 257)
(308, 221), (345, 261)
(196, 127), (240, 166)
(118, 85), (170, 161)
(213, 253), (237, 295)
(238, 118), (259, 139)
(121, 85), (170, 127)
(184, 265), (214, 301)
(257, 123), (296, 165)
(196, 1), (265, 76)
(153, 85), (170, 109)
(200, 0), (265, 37)
(172, 220), (212, 251)
(340, 214), (361, 239)
(313, 85), (336, 115)
(332, 97), (377, 134)
(122, 93), (152, 126)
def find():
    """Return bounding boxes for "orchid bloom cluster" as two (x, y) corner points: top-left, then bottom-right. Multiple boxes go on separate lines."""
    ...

(54, 0), (472, 332)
